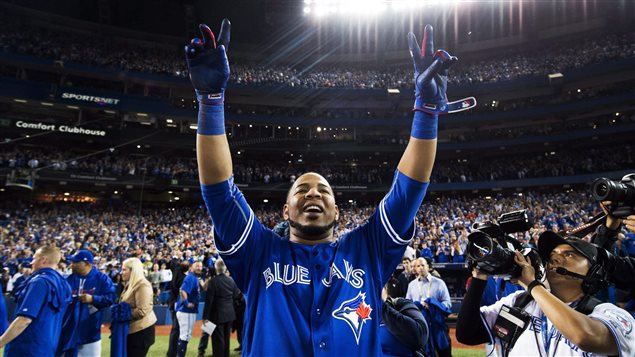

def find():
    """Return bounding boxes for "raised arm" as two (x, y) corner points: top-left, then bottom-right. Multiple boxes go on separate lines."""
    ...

(397, 25), (463, 182)
(185, 20), (232, 185)
(376, 25), (473, 241)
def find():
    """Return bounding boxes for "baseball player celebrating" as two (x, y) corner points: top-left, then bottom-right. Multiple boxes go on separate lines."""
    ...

(185, 19), (472, 356)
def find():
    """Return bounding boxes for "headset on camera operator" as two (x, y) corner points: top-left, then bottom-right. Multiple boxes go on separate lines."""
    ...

(456, 230), (635, 357)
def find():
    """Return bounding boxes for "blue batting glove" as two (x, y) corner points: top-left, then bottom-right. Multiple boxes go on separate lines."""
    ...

(185, 19), (231, 105)
(408, 25), (458, 114)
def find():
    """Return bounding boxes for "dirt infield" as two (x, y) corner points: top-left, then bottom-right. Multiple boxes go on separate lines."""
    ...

(103, 323), (482, 349)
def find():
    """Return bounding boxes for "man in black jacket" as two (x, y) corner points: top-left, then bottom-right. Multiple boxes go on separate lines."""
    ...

(198, 259), (241, 357)
(166, 261), (190, 357)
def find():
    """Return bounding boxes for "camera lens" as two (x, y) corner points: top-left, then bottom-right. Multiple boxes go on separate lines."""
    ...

(467, 231), (493, 261)
(591, 178), (621, 201)
(594, 182), (609, 198)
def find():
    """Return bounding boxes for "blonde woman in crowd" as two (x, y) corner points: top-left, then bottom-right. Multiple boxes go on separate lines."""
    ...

(120, 257), (157, 356)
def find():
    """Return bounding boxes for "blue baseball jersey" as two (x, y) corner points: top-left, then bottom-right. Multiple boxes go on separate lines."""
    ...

(201, 170), (428, 356)
(176, 272), (200, 313)
(6, 268), (71, 357)
(65, 267), (117, 345)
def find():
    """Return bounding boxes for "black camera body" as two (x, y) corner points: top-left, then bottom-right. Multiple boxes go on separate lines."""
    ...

(591, 173), (635, 218)
(467, 210), (545, 280)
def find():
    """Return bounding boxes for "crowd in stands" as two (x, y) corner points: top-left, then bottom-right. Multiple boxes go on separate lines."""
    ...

(224, 106), (635, 144)
(2, 143), (631, 184)
(1, 190), (634, 298)
(223, 83), (633, 121)
(1, 12), (633, 89)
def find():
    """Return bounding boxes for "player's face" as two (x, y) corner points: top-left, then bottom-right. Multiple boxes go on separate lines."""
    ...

(546, 244), (590, 285)
(284, 173), (339, 239)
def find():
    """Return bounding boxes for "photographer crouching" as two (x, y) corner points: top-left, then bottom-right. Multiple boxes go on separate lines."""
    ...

(456, 229), (635, 356)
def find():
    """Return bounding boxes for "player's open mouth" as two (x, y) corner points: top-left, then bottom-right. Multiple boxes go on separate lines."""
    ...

(303, 205), (324, 213)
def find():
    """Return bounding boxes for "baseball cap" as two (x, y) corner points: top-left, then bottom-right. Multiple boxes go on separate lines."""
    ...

(67, 250), (95, 264)
(537, 231), (598, 265)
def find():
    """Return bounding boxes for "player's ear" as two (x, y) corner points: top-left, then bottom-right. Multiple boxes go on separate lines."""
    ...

(283, 203), (290, 220)
(334, 204), (340, 221)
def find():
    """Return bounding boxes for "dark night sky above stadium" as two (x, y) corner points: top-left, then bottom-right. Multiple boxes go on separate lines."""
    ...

(14, 0), (635, 52)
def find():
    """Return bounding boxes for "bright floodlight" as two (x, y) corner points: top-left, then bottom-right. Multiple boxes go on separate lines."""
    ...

(304, 0), (475, 16)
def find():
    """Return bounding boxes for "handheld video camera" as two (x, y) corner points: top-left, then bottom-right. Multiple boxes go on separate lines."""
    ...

(466, 210), (545, 280)
(591, 173), (635, 218)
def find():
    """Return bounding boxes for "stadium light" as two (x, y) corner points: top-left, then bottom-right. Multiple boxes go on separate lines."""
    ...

(305, 0), (468, 17)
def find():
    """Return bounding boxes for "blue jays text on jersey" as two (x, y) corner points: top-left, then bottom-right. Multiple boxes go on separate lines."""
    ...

(263, 259), (365, 289)
(201, 171), (429, 357)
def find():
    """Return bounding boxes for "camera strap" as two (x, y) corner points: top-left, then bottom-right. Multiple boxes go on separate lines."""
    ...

(560, 213), (605, 238)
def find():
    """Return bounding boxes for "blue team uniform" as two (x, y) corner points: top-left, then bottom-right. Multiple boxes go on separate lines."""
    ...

(201, 170), (428, 356)
(176, 272), (200, 313)
(5, 267), (71, 357)
(0, 283), (8, 335)
(64, 266), (117, 346)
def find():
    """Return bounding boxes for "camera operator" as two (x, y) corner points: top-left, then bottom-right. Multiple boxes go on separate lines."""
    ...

(456, 232), (635, 357)
(591, 202), (635, 289)
(588, 174), (635, 288)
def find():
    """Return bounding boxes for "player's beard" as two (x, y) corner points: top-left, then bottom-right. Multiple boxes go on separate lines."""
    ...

(288, 218), (337, 238)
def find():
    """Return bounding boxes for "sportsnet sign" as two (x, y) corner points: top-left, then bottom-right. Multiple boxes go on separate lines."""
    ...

(15, 120), (107, 137)
(60, 92), (121, 106)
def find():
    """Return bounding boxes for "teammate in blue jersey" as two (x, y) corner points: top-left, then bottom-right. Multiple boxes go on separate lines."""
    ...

(0, 246), (72, 357)
(175, 261), (202, 357)
(62, 250), (117, 357)
(185, 19), (474, 356)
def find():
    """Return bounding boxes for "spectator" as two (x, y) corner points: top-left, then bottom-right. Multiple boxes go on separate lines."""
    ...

(198, 259), (241, 357)
(405, 257), (452, 357)
(119, 257), (156, 357)
(166, 261), (190, 357)
(147, 263), (162, 300)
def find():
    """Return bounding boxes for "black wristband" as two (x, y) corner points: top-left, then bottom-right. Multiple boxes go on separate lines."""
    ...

(527, 280), (545, 295)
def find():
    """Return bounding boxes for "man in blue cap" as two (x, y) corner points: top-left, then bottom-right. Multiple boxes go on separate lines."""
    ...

(61, 250), (117, 357)
(0, 246), (71, 357)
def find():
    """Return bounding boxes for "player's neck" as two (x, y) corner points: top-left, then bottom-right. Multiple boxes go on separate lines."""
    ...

(289, 233), (336, 245)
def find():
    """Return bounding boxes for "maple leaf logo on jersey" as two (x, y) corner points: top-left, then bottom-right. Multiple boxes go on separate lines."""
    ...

(332, 292), (373, 344)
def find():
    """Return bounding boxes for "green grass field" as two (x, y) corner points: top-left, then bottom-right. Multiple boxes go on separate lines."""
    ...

(0, 323), (490, 357)
(100, 333), (486, 357)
